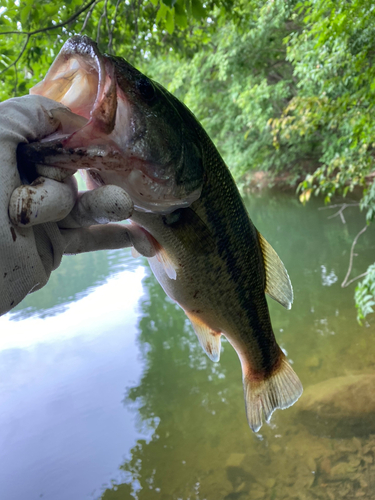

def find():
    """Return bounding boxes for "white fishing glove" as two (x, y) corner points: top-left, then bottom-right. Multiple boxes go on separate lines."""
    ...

(0, 95), (155, 316)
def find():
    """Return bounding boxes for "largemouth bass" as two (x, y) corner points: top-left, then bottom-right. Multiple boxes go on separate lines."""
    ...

(20, 36), (302, 432)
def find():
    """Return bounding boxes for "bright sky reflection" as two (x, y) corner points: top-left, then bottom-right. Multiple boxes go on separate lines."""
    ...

(0, 266), (145, 351)
(0, 264), (152, 500)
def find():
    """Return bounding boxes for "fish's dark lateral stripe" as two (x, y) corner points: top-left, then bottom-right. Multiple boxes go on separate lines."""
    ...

(191, 121), (279, 375)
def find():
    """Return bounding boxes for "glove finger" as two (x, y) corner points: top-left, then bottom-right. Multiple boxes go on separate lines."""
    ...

(58, 185), (134, 228)
(33, 108), (87, 181)
(61, 223), (156, 256)
(9, 176), (78, 227)
(61, 224), (132, 254)
(35, 165), (77, 182)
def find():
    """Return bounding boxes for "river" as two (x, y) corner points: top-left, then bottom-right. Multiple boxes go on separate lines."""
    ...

(0, 190), (374, 500)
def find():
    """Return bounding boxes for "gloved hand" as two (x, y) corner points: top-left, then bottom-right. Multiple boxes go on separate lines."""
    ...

(0, 95), (155, 316)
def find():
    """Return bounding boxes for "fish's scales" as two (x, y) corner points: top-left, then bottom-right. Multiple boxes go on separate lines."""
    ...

(191, 125), (281, 376)
(133, 112), (281, 378)
(22, 34), (302, 429)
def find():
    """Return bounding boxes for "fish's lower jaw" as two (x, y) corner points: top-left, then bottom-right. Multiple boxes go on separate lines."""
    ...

(243, 355), (303, 433)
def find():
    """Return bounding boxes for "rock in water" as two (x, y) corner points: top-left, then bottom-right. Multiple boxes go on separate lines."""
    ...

(298, 374), (375, 437)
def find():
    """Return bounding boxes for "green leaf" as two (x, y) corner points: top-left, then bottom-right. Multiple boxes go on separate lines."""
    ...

(175, 13), (188, 29)
(191, 0), (206, 20)
(20, 4), (32, 25)
(156, 3), (168, 23)
(165, 8), (175, 34)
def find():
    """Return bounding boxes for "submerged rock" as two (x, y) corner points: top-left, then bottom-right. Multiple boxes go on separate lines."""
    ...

(298, 373), (375, 437)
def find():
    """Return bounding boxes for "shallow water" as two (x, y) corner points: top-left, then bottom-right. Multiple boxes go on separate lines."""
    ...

(1, 191), (375, 500)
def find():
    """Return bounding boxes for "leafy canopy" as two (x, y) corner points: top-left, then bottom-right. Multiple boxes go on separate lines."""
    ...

(1, 0), (375, 320)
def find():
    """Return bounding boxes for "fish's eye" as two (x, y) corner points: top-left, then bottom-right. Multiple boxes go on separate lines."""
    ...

(137, 78), (156, 102)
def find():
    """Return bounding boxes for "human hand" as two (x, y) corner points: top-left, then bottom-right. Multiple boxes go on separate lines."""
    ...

(0, 95), (155, 315)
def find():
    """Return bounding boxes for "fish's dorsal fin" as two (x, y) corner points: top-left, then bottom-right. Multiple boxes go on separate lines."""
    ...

(257, 231), (293, 310)
(185, 311), (222, 362)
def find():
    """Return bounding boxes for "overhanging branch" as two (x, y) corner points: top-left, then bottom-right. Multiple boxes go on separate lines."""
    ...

(0, 0), (98, 76)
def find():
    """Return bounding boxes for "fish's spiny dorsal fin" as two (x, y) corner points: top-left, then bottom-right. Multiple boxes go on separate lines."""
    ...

(243, 351), (303, 432)
(185, 311), (222, 362)
(257, 231), (293, 310)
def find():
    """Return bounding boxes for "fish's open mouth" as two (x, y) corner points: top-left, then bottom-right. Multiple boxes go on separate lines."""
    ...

(30, 36), (201, 213)
(33, 53), (99, 121)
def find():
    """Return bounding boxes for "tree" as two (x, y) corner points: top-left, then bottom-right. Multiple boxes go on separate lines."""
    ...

(1, 0), (375, 320)
(0, 0), (230, 101)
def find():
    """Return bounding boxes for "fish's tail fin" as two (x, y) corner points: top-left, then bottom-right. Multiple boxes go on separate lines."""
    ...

(243, 353), (303, 432)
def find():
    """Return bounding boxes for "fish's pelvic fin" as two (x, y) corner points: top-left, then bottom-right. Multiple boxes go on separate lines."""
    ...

(243, 352), (303, 432)
(146, 235), (177, 280)
(185, 311), (222, 362)
(257, 231), (293, 310)
(153, 249), (177, 280)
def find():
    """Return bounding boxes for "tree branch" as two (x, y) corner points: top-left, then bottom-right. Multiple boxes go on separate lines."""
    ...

(341, 225), (368, 288)
(0, 0), (98, 76)
(30, 0), (97, 36)
(0, 34), (30, 76)
(80, 0), (101, 34)
(318, 203), (360, 224)
(108, 0), (122, 53)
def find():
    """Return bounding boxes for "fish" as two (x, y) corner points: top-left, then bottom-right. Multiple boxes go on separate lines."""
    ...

(19, 35), (303, 432)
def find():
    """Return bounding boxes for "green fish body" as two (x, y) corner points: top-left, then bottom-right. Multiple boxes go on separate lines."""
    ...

(21, 35), (303, 431)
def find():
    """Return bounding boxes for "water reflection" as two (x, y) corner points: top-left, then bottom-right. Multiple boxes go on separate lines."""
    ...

(9, 245), (140, 320)
(99, 193), (375, 500)
(0, 258), (150, 500)
(1, 191), (375, 500)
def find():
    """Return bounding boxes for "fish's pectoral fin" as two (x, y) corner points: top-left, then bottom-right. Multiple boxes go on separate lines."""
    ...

(242, 351), (303, 432)
(185, 311), (222, 362)
(257, 231), (293, 310)
(163, 208), (216, 256)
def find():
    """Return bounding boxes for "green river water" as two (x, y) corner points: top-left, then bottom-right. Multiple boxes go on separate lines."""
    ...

(1, 190), (375, 500)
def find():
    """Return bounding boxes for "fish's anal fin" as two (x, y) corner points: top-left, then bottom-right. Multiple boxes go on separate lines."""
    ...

(257, 231), (293, 310)
(243, 352), (303, 432)
(185, 311), (222, 362)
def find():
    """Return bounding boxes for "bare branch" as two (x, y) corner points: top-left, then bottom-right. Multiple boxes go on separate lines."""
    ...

(318, 203), (359, 210)
(13, 63), (18, 97)
(342, 271), (369, 288)
(104, 0), (111, 39)
(96, 9), (105, 44)
(80, 0), (101, 34)
(108, 0), (122, 53)
(29, 0), (98, 36)
(0, 34), (30, 76)
(341, 225), (368, 288)
(0, 0), (98, 77)
(318, 203), (360, 224)
(0, 30), (28, 35)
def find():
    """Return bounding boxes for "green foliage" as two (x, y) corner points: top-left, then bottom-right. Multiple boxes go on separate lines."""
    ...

(0, 0), (228, 100)
(271, 0), (375, 208)
(2, 0), (375, 319)
(146, 0), (303, 182)
(355, 264), (375, 324)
